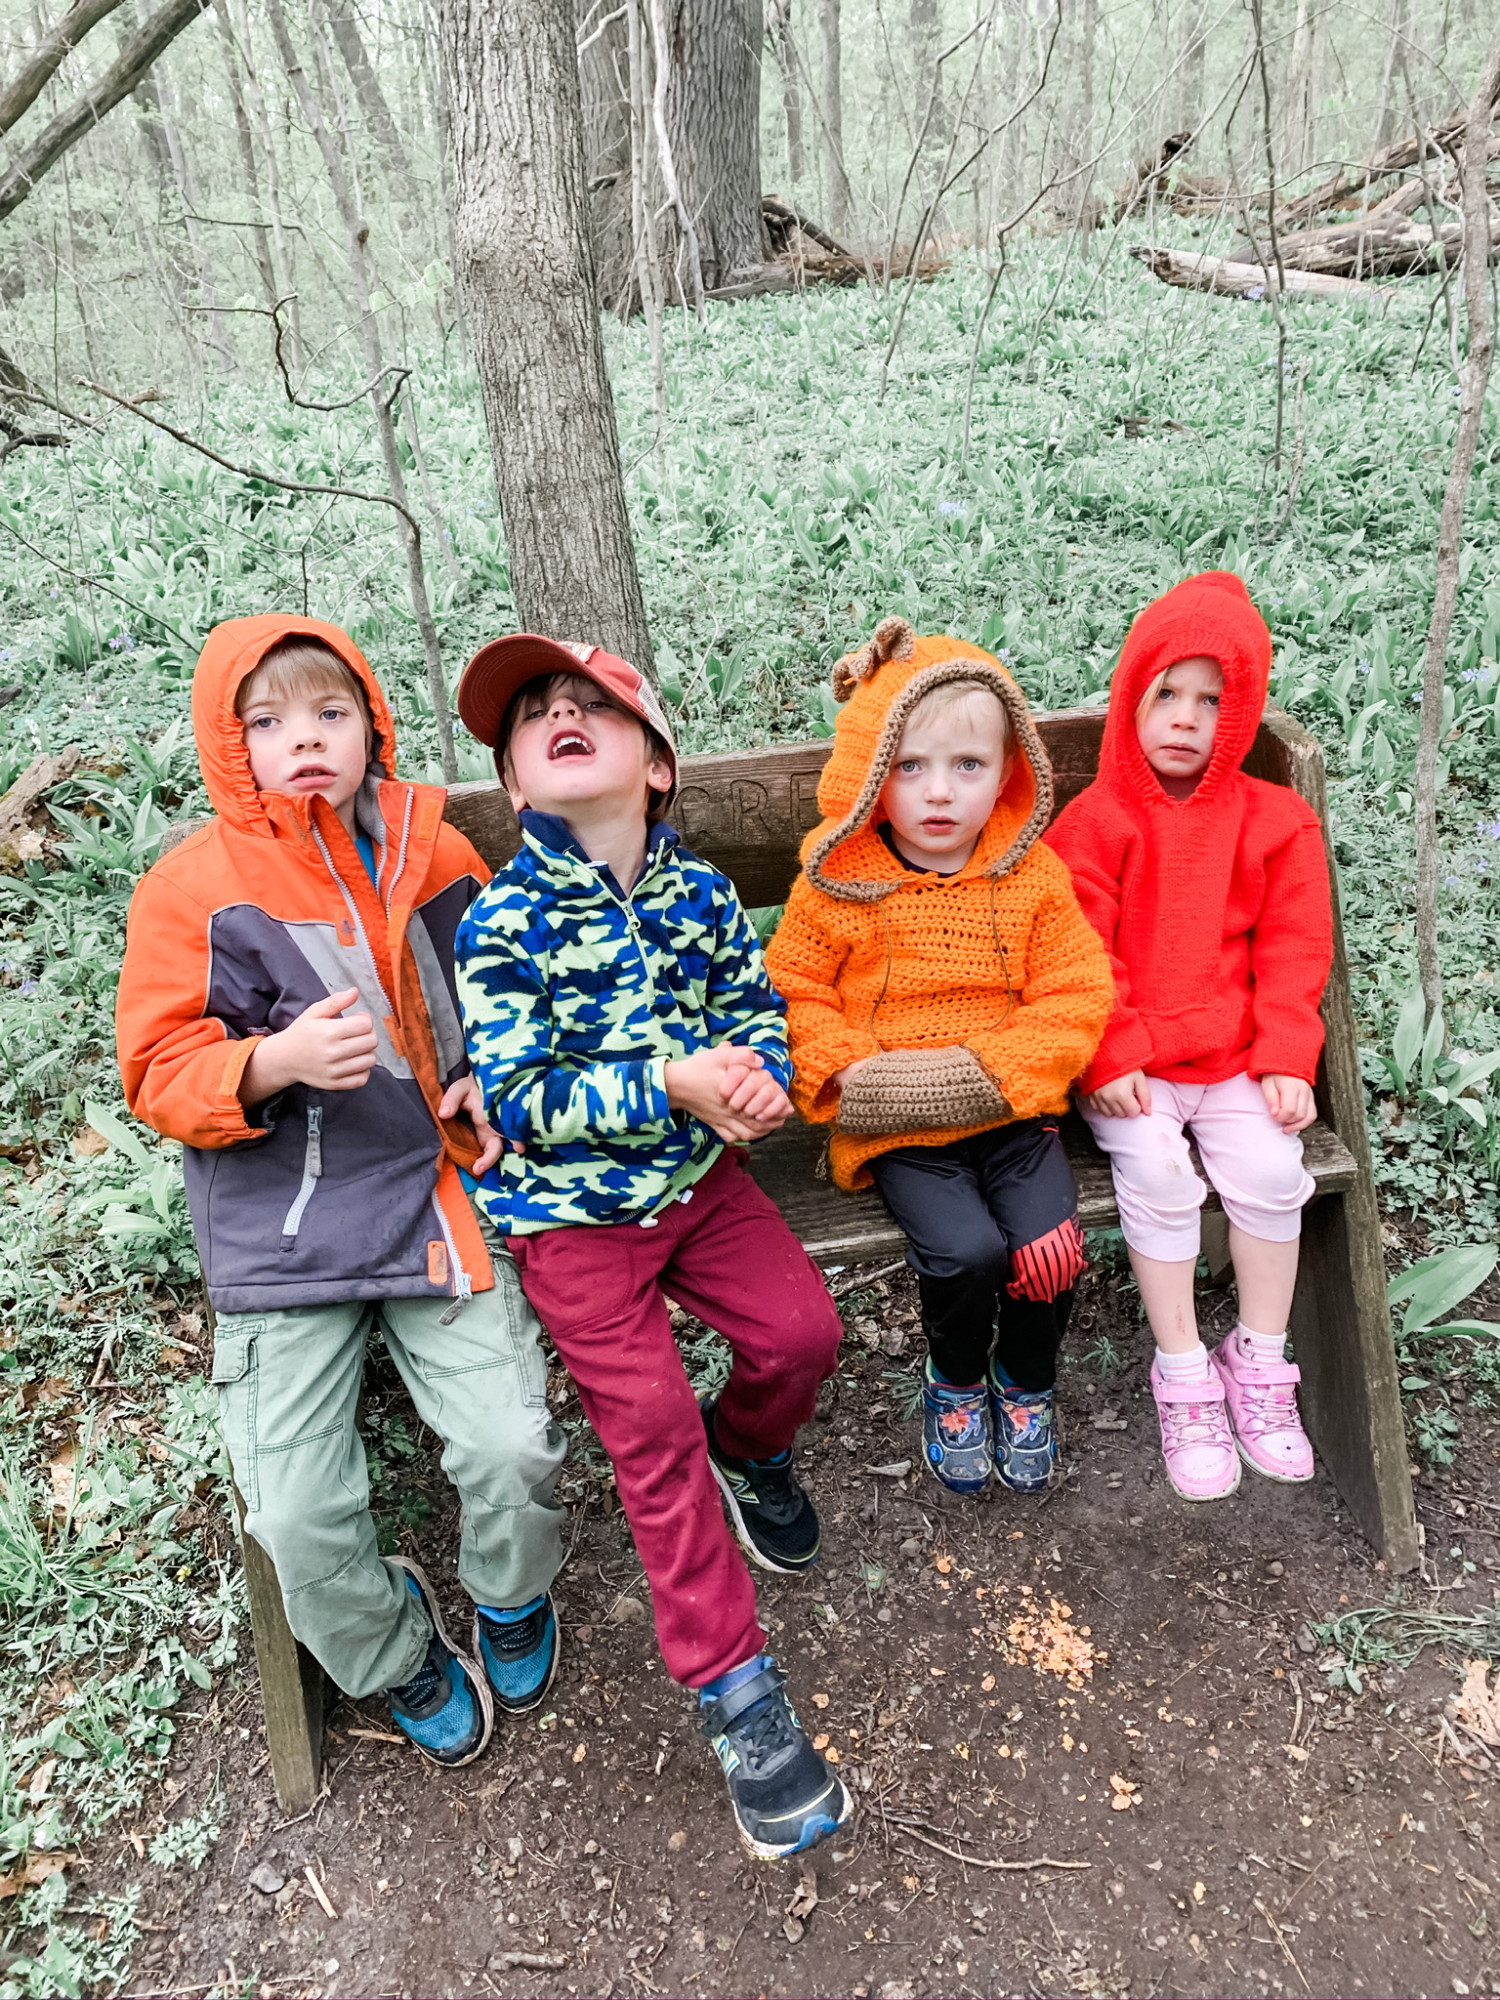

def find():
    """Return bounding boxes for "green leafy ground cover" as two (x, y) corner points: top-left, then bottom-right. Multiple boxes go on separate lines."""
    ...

(1, 240), (1499, 1991)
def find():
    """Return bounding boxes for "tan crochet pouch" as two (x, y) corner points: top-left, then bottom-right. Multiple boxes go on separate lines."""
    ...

(836, 1045), (1010, 1136)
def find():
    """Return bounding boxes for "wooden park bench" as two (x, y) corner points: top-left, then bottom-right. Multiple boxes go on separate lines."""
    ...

(230, 701), (1418, 1813)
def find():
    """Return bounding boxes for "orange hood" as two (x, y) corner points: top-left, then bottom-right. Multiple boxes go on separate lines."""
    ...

(191, 614), (397, 837)
(801, 617), (1054, 902)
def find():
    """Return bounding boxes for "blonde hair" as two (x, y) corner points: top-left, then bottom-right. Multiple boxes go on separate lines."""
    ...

(902, 676), (1012, 745)
(237, 639), (373, 745)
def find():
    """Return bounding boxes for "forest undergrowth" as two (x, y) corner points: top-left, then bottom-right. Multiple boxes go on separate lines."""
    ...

(1, 238), (1499, 1992)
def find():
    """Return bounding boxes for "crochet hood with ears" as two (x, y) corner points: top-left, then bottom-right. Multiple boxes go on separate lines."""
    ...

(1099, 570), (1271, 806)
(803, 617), (1055, 900)
(191, 613), (396, 836)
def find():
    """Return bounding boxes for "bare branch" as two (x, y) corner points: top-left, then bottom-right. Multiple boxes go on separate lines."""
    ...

(0, 0), (211, 225)
(78, 376), (421, 537)
(0, 0), (126, 138)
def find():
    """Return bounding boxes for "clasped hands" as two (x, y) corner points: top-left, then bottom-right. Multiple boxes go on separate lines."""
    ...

(664, 1041), (792, 1144)
(237, 986), (507, 1174)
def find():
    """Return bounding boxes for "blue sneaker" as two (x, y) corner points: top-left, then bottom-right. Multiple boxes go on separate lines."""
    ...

(699, 1656), (852, 1861)
(922, 1362), (993, 1494)
(385, 1560), (492, 1767)
(990, 1377), (1058, 1493)
(474, 1593), (560, 1715)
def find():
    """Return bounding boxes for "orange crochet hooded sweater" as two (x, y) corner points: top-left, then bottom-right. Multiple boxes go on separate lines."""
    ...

(764, 621), (1115, 1190)
(1044, 571), (1334, 1095)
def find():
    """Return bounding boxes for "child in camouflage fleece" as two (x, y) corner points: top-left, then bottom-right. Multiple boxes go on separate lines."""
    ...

(451, 632), (850, 1862)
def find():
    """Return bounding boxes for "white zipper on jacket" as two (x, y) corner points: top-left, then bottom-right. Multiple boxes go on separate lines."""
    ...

(312, 821), (397, 1021)
(432, 1193), (474, 1314)
(280, 1104), (323, 1241)
(382, 788), (415, 914)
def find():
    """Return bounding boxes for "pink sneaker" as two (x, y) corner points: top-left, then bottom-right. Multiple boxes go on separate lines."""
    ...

(1212, 1336), (1314, 1483)
(1150, 1359), (1241, 1501)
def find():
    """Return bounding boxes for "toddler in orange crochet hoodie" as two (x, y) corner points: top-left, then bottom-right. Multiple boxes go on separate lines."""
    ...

(765, 620), (1114, 1497)
(1045, 572), (1334, 1504)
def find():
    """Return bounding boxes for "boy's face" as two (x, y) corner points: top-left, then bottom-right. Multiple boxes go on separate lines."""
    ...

(240, 673), (370, 828)
(881, 689), (1010, 873)
(1138, 655), (1223, 795)
(504, 673), (672, 822)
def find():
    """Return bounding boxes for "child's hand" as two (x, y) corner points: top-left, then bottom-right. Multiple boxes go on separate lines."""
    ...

(1082, 1070), (1152, 1120)
(239, 987), (379, 1103)
(720, 1057), (792, 1133)
(1261, 1073), (1317, 1133)
(437, 1073), (518, 1173)
(664, 1044), (781, 1143)
(829, 1058), (872, 1092)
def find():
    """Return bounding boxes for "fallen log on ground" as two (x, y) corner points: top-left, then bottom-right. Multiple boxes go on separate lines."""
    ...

(1267, 211), (1500, 278)
(1130, 246), (1388, 301)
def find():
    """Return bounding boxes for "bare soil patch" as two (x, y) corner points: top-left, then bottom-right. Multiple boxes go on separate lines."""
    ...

(117, 1265), (1500, 2000)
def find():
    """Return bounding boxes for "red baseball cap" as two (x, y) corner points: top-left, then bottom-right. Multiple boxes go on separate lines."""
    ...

(456, 633), (678, 790)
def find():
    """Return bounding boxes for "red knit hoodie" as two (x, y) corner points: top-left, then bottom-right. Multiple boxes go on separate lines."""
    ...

(1044, 572), (1333, 1094)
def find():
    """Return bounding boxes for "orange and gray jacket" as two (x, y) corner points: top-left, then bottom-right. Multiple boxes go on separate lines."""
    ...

(116, 614), (495, 1313)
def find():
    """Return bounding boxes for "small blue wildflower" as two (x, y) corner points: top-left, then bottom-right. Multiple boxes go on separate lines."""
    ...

(1463, 668), (1481, 682)
(17, 980), (36, 996)
(1478, 817), (1500, 839)
(938, 500), (963, 517)
(1247, 286), (1265, 301)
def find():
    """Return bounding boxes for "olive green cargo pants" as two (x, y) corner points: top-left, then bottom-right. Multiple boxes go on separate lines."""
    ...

(211, 1245), (566, 1698)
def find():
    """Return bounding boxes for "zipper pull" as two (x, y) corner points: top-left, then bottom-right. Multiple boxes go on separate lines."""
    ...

(306, 1104), (323, 1177)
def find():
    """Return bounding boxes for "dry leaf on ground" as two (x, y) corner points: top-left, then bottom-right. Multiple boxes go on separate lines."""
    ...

(1451, 1659), (1500, 1746)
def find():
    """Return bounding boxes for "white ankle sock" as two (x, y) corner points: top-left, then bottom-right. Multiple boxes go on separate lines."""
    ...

(1236, 1323), (1287, 1365)
(1156, 1341), (1210, 1381)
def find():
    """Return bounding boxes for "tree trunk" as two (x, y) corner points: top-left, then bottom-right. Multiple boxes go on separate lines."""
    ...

(134, 64), (240, 370)
(1413, 17), (1500, 1031)
(438, 0), (655, 676)
(321, 1), (413, 184)
(818, 0), (848, 233)
(766, 0), (803, 184)
(209, 0), (280, 314)
(1288, 0), (1321, 174)
(578, 0), (636, 314)
(652, 0), (767, 296)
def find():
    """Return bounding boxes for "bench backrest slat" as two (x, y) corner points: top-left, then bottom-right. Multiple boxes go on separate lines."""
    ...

(444, 704), (1302, 902)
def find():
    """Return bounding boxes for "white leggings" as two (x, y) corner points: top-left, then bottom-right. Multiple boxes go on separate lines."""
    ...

(1081, 1071), (1315, 1261)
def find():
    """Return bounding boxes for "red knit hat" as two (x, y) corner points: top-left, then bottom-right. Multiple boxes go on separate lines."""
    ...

(1100, 572), (1272, 800)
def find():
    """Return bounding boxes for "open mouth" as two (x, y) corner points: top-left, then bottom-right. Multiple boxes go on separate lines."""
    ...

(548, 731), (594, 760)
(290, 764), (336, 783)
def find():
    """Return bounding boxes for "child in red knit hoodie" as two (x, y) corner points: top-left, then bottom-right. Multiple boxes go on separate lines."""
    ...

(1046, 573), (1333, 1502)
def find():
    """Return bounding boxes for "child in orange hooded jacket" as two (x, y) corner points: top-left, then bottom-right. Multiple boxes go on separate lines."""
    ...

(117, 618), (565, 1769)
(766, 620), (1114, 1496)
(1045, 573), (1334, 1503)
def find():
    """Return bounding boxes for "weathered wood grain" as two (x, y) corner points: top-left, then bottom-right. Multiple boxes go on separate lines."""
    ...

(233, 1482), (324, 1815)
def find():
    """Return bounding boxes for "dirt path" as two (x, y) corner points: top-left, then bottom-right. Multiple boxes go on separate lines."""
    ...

(122, 1269), (1500, 2000)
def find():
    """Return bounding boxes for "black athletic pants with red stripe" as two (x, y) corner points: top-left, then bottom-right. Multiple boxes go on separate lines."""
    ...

(869, 1119), (1084, 1393)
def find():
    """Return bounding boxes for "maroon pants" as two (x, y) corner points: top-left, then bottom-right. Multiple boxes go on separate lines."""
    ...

(510, 1150), (842, 1686)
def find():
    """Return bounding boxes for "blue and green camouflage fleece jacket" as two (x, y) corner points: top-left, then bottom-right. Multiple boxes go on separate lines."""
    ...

(454, 811), (792, 1234)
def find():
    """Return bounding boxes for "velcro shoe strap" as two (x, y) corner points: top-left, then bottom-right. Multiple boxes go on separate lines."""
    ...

(699, 1663), (784, 1737)
(1241, 1358), (1301, 1387)
(1154, 1373), (1227, 1405)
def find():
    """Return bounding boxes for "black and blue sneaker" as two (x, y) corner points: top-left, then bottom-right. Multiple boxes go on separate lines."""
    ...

(990, 1375), (1058, 1493)
(474, 1593), (559, 1715)
(922, 1361), (993, 1494)
(701, 1397), (821, 1574)
(699, 1655), (852, 1861)
(385, 1560), (493, 1767)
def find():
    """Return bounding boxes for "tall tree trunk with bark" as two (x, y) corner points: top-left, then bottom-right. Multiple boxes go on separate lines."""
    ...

(438, 0), (655, 674)
(766, 0), (803, 184)
(651, 0), (767, 297)
(578, 0), (636, 314)
(818, 0), (848, 232)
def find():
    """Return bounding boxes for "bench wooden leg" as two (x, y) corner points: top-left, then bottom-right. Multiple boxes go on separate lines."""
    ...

(1289, 1186), (1419, 1569)
(1199, 1210), (1234, 1286)
(232, 1483), (325, 1815)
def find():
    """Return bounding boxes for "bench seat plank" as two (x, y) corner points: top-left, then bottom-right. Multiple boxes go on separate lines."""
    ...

(746, 1116), (1357, 1267)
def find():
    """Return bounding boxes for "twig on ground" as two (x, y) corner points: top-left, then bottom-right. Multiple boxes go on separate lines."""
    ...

(1254, 1896), (1312, 1993)
(303, 1862), (336, 1919)
(888, 1819), (1089, 1872)
(492, 1953), (569, 1971)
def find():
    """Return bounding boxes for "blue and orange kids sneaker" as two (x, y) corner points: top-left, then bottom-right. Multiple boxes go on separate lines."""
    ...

(385, 1561), (493, 1766)
(699, 1655), (852, 1859)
